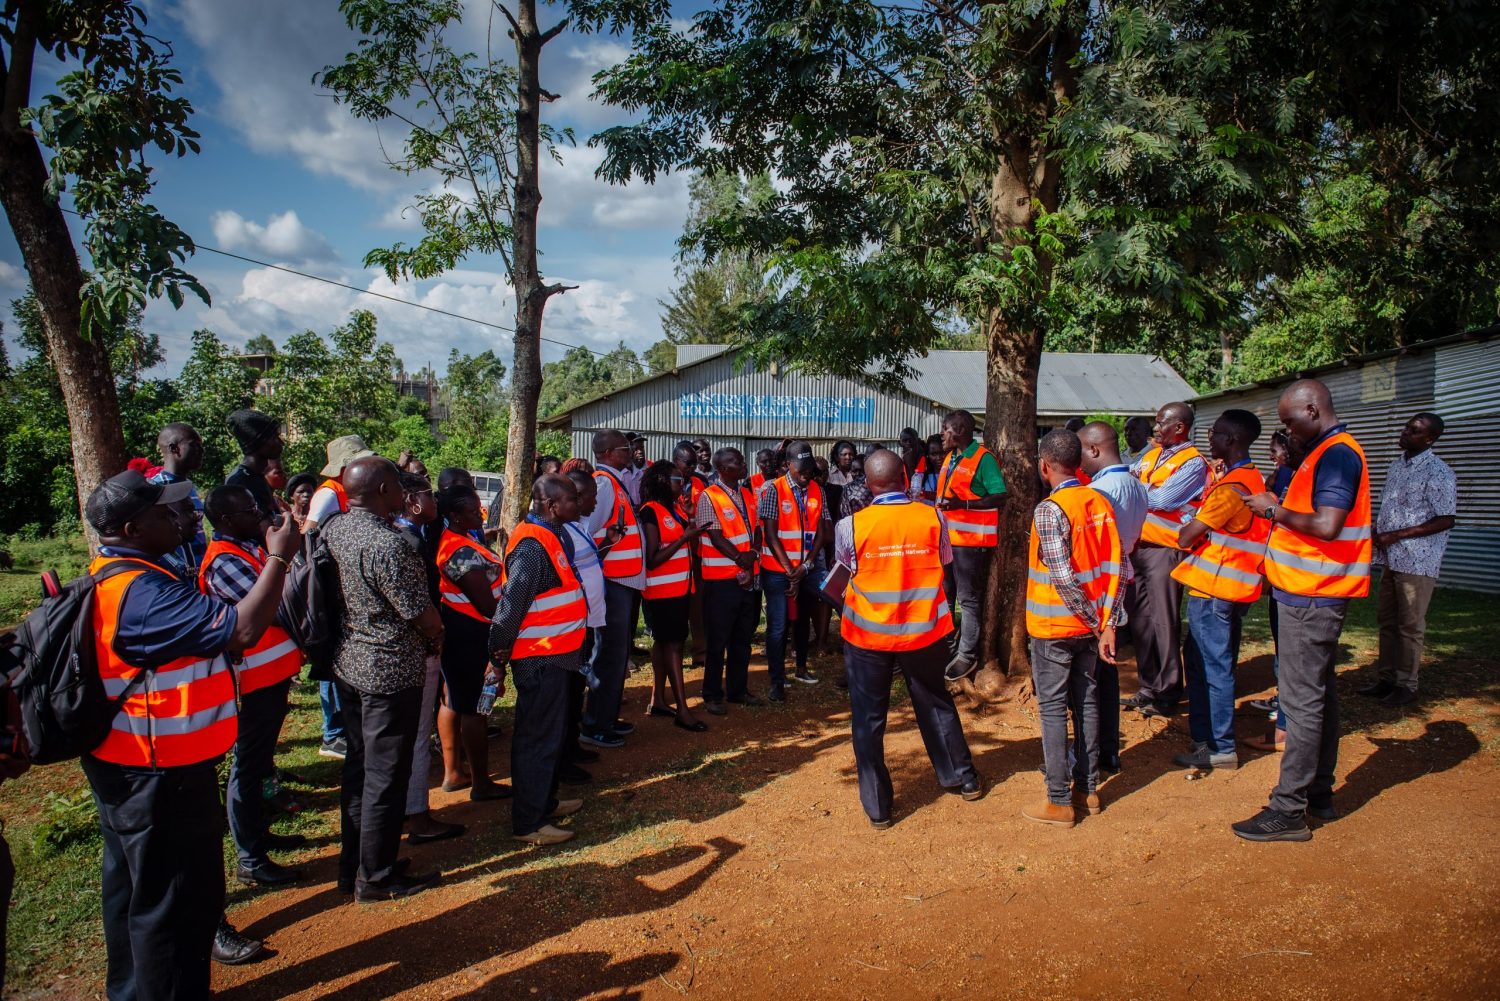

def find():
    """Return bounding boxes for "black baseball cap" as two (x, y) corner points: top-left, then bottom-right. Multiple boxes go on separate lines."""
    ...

(86, 470), (193, 535)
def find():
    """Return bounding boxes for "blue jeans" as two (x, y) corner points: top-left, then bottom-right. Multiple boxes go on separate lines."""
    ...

(763, 570), (816, 688)
(1183, 595), (1245, 754)
(582, 581), (639, 737)
(320, 680), (344, 743)
(1030, 635), (1098, 803)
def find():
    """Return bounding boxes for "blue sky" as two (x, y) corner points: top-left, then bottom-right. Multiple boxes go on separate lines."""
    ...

(0, 0), (697, 377)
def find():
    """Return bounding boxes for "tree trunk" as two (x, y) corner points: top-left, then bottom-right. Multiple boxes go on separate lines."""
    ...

(1219, 327), (1234, 387)
(500, 0), (556, 532)
(0, 34), (125, 546)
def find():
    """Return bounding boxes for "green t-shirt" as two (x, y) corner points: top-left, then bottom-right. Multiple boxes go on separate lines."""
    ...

(947, 439), (1007, 497)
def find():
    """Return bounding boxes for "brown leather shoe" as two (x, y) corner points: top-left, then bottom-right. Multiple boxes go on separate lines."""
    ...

(1243, 727), (1286, 753)
(1022, 800), (1077, 827)
(1071, 789), (1101, 815)
(514, 824), (576, 846)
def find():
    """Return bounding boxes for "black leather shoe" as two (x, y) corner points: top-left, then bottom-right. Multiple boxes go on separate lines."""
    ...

(572, 748), (601, 764)
(1357, 679), (1397, 699)
(705, 701), (728, 716)
(408, 821), (465, 845)
(960, 777), (986, 802)
(236, 859), (304, 887)
(212, 919), (266, 965)
(264, 831), (307, 852)
(869, 816), (893, 830)
(767, 685), (786, 703)
(355, 870), (440, 903)
(558, 763), (592, 785)
(1381, 686), (1418, 708)
(1119, 692), (1152, 709)
(340, 857), (410, 894)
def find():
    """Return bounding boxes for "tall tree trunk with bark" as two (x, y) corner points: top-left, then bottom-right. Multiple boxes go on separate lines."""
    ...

(500, 0), (568, 531)
(1, 16), (125, 541)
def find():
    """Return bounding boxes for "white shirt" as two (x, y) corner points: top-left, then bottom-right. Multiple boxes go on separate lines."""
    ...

(305, 485), (342, 527)
(565, 522), (607, 627)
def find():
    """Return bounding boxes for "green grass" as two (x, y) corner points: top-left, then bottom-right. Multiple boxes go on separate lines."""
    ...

(0, 568), (1494, 993)
(0, 533), (91, 628)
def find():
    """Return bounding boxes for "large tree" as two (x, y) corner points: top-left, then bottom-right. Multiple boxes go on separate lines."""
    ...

(593, 1), (1303, 693)
(1, 0), (208, 533)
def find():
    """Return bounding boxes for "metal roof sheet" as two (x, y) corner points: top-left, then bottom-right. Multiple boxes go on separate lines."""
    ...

(899, 350), (1195, 415)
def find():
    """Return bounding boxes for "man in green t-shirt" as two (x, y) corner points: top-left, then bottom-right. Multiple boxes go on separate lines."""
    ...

(936, 410), (1008, 681)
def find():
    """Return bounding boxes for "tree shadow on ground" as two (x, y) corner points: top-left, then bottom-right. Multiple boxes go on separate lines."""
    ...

(1334, 718), (1481, 817)
(224, 837), (742, 1001)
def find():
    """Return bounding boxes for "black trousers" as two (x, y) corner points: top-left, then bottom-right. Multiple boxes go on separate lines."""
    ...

(512, 657), (573, 835)
(701, 578), (762, 702)
(1127, 545), (1186, 706)
(561, 632), (590, 767)
(338, 682), (422, 889)
(81, 756), (224, 1001)
(843, 637), (978, 822)
(226, 677), (292, 868)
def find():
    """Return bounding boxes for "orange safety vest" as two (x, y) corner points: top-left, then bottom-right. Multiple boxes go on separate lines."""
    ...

(676, 474), (704, 523)
(642, 501), (692, 599)
(750, 471), (768, 493)
(90, 556), (238, 767)
(436, 528), (504, 622)
(196, 540), (302, 694)
(322, 478), (349, 514)
(503, 523), (588, 659)
(699, 483), (758, 581)
(593, 468), (643, 579)
(1170, 464), (1271, 602)
(760, 476), (824, 573)
(1136, 444), (1207, 548)
(936, 444), (1001, 547)
(841, 502), (954, 652)
(1264, 431), (1372, 598)
(1025, 486), (1123, 639)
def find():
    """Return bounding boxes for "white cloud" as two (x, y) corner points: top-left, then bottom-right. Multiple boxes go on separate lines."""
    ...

(539, 145), (689, 231)
(210, 210), (337, 264)
(0, 260), (24, 288)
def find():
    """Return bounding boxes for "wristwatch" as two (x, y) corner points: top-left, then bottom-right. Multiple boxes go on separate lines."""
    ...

(1262, 504), (1277, 521)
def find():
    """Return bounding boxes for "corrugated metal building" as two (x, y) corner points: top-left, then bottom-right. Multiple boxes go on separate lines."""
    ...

(544, 345), (1196, 462)
(1191, 327), (1499, 593)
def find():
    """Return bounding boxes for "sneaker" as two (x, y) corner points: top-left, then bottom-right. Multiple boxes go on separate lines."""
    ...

(943, 655), (977, 683)
(579, 731), (625, 750)
(1172, 747), (1239, 771)
(612, 719), (636, 736)
(319, 738), (347, 759)
(793, 672), (819, 685)
(1307, 801), (1340, 822)
(1231, 806), (1311, 843)
(869, 816), (893, 831)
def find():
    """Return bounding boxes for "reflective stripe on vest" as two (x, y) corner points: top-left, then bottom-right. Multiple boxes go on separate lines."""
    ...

(1136, 444), (1207, 548)
(642, 501), (692, 599)
(699, 484), (759, 580)
(840, 503), (954, 652)
(1264, 432), (1372, 598)
(1025, 487), (1122, 639)
(935, 445), (1000, 547)
(593, 468), (644, 579)
(759, 477), (824, 573)
(1170, 464), (1271, 602)
(196, 540), (303, 694)
(436, 528), (504, 622)
(91, 556), (238, 767)
(504, 523), (587, 658)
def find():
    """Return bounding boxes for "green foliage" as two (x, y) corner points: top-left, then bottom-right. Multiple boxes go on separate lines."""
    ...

(35, 790), (101, 855)
(264, 311), (405, 475)
(17, 1), (209, 335)
(243, 333), (279, 355)
(538, 343), (644, 417)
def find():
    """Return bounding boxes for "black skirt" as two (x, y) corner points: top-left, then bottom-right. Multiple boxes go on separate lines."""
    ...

(438, 606), (491, 714)
(642, 594), (690, 645)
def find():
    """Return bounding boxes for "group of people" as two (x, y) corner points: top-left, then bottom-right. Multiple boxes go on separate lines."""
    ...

(0, 372), (1457, 1000)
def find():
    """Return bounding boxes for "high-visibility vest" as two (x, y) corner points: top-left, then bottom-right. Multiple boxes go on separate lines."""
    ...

(1170, 464), (1271, 602)
(1025, 486), (1122, 639)
(936, 444), (1001, 547)
(1264, 431), (1372, 598)
(676, 475), (704, 523)
(503, 523), (588, 659)
(90, 556), (237, 767)
(760, 476), (824, 573)
(436, 528), (504, 622)
(1136, 444), (1207, 548)
(196, 540), (302, 694)
(699, 483), (758, 580)
(593, 468), (643, 579)
(912, 456), (938, 504)
(750, 471), (768, 493)
(841, 503), (954, 652)
(642, 501), (692, 599)
(322, 478), (349, 513)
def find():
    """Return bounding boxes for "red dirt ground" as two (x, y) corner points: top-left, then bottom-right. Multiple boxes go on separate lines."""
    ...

(209, 644), (1500, 1001)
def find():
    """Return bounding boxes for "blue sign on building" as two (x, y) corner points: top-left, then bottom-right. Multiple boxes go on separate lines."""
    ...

(679, 392), (875, 424)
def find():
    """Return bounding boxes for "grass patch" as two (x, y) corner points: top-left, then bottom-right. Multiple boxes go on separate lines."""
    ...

(0, 533), (91, 629)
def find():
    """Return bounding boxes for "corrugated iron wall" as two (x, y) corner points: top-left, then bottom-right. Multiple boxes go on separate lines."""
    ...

(565, 353), (948, 465)
(1192, 337), (1500, 593)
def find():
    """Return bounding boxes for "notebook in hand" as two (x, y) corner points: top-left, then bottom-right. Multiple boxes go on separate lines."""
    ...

(819, 562), (851, 611)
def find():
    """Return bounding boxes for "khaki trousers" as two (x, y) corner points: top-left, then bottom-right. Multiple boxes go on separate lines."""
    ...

(1377, 569), (1437, 692)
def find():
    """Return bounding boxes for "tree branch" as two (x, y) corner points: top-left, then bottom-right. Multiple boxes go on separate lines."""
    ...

(2, 0), (40, 135)
(491, 0), (521, 38)
(539, 16), (570, 46)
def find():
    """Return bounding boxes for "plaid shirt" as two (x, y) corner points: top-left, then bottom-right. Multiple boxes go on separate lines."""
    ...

(1034, 481), (1127, 632)
(202, 535), (263, 603)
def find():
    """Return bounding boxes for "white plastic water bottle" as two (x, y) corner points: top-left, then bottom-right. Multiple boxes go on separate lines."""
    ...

(476, 668), (500, 715)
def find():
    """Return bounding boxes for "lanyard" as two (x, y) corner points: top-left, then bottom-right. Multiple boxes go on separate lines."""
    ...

(873, 491), (909, 505)
(565, 521), (600, 558)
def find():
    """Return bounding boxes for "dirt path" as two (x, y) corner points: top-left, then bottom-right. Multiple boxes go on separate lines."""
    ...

(208, 644), (1500, 1001)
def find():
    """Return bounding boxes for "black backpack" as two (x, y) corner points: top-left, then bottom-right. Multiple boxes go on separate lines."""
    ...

(0, 562), (153, 765)
(288, 518), (346, 682)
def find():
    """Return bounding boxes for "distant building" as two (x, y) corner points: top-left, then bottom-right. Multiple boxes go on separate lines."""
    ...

(234, 353), (448, 434)
(542, 344), (1196, 462)
(1191, 326), (1499, 593)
